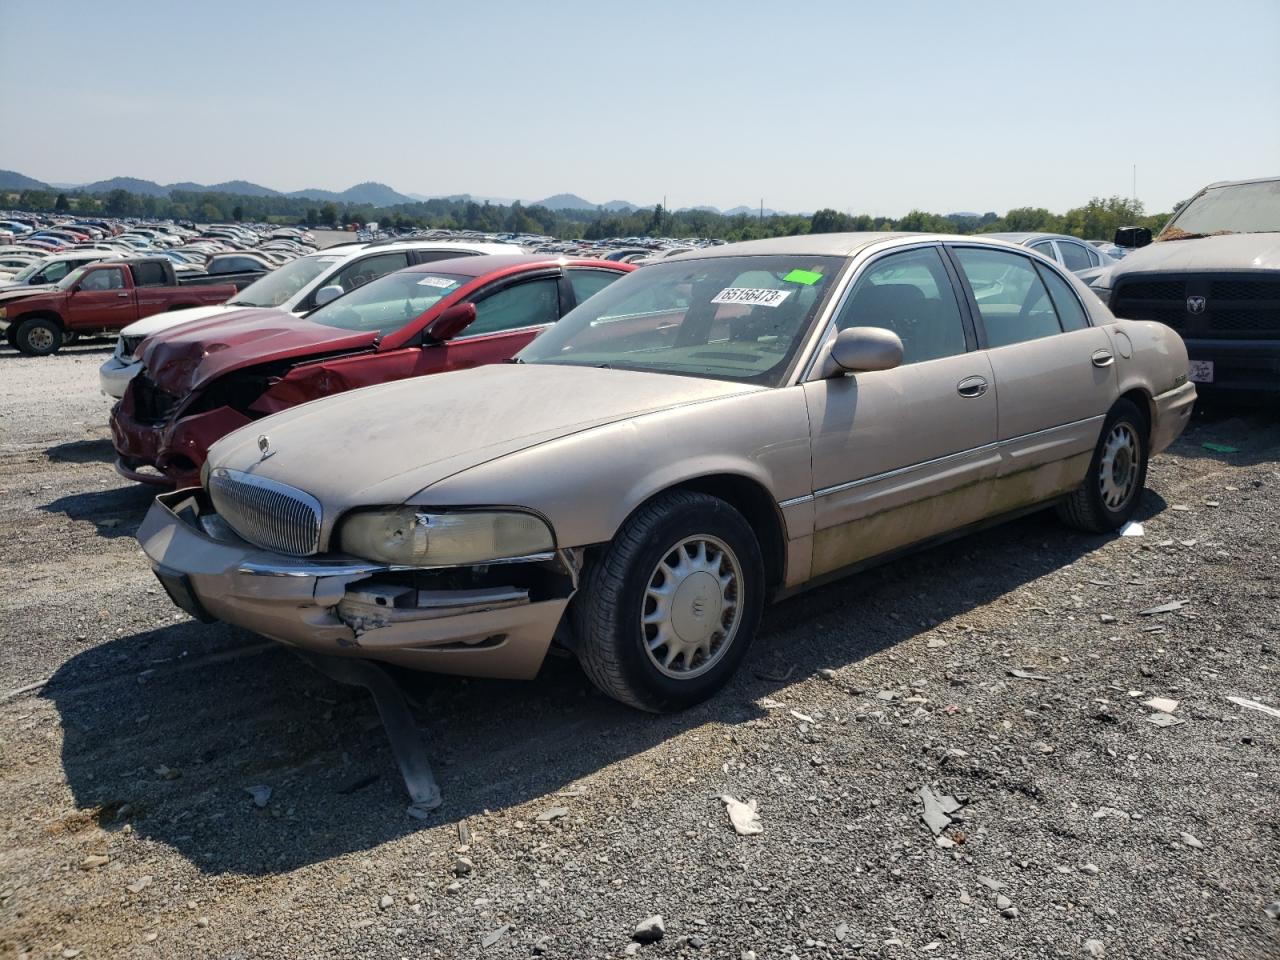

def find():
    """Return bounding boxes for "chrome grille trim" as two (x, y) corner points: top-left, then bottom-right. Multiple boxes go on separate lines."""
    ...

(208, 468), (322, 556)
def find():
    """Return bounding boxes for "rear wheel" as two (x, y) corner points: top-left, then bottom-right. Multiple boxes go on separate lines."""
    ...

(572, 491), (765, 712)
(14, 317), (64, 356)
(1056, 398), (1148, 533)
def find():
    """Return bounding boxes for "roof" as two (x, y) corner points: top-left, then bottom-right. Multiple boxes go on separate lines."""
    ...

(303, 238), (518, 262)
(983, 232), (1061, 244)
(402, 254), (628, 278)
(667, 231), (1040, 261)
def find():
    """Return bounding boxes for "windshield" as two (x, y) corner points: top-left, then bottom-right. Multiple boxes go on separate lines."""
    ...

(518, 255), (842, 386)
(57, 267), (88, 290)
(306, 270), (469, 333)
(1161, 179), (1280, 238)
(226, 254), (337, 307)
(11, 261), (42, 282)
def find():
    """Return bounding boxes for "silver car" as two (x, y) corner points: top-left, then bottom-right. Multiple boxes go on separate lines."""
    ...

(139, 233), (1195, 712)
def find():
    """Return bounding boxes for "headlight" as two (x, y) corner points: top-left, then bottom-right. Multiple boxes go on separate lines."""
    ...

(0, 307), (6, 321)
(337, 508), (555, 566)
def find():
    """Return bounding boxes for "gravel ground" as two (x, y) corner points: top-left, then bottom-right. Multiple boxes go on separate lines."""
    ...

(1, 347), (1277, 960)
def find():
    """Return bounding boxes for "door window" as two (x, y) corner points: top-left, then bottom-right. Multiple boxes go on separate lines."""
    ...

(468, 278), (560, 336)
(567, 268), (625, 305)
(1058, 241), (1094, 273)
(330, 252), (410, 292)
(1036, 264), (1089, 332)
(833, 247), (968, 364)
(80, 267), (125, 291)
(953, 247), (1061, 348)
(1030, 240), (1058, 261)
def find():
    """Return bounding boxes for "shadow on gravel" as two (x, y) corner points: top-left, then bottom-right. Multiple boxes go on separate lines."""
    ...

(0, 341), (114, 359)
(45, 500), (1158, 877)
(46, 438), (117, 464)
(1172, 399), (1280, 467)
(40, 482), (156, 538)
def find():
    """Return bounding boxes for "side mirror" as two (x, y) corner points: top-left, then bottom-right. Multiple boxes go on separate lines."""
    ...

(1113, 226), (1152, 249)
(822, 326), (903, 377)
(313, 284), (344, 307)
(424, 302), (477, 342)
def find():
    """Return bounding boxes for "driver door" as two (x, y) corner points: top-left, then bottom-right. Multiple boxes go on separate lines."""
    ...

(802, 246), (999, 577)
(63, 265), (136, 330)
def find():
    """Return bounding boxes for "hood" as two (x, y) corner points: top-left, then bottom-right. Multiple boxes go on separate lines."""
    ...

(139, 309), (377, 396)
(0, 283), (57, 303)
(208, 363), (762, 513)
(1097, 233), (1280, 286)
(121, 303), (242, 339)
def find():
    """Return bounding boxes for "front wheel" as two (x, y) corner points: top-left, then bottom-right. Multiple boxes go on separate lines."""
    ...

(572, 491), (765, 712)
(14, 317), (64, 356)
(1056, 398), (1149, 533)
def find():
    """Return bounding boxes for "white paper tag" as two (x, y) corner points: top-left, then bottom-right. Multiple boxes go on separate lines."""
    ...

(417, 276), (457, 288)
(711, 287), (791, 308)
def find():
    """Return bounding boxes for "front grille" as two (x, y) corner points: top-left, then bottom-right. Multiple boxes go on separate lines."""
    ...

(130, 374), (181, 423)
(208, 468), (321, 556)
(1112, 272), (1280, 339)
(120, 335), (143, 359)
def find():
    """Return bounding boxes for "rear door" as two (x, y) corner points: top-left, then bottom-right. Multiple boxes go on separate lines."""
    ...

(947, 244), (1118, 505)
(802, 244), (999, 578)
(63, 265), (136, 331)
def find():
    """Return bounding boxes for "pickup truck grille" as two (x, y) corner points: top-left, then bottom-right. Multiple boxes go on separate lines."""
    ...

(1112, 272), (1280, 339)
(208, 468), (321, 556)
(130, 374), (181, 423)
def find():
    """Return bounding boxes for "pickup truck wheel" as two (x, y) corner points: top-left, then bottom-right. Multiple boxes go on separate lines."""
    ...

(1056, 398), (1149, 533)
(572, 491), (764, 712)
(14, 317), (64, 356)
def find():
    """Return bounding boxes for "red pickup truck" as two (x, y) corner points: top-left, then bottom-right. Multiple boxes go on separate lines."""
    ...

(0, 258), (237, 356)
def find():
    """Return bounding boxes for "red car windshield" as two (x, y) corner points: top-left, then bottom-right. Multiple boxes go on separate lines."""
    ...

(306, 271), (470, 333)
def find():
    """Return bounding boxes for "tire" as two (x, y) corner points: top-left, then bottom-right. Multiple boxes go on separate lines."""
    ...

(572, 490), (765, 712)
(3, 326), (16, 347)
(1056, 398), (1149, 533)
(13, 317), (64, 356)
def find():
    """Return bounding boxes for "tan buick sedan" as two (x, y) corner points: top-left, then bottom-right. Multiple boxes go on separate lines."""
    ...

(139, 233), (1195, 711)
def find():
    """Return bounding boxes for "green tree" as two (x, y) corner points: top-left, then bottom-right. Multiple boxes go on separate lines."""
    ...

(320, 202), (338, 226)
(54, 192), (70, 212)
(104, 188), (141, 217)
(232, 204), (244, 222)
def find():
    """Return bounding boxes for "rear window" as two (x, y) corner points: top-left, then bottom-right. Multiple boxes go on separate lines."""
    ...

(132, 261), (167, 286)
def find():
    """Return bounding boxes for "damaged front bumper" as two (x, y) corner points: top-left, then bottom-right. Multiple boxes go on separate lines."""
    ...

(111, 399), (251, 488)
(138, 488), (577, 679)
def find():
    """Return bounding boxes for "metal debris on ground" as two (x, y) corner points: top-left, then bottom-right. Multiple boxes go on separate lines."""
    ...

(917, 785), (963, 836)
(1227, 696), (1280, 721)
(1007, 668), (1051, 682)
(720, 795), (764, 836)
(1142, 697), (1179, 714)
(244, 785), (271, 808)
(1119, 521), (1144, 537)
(1138, 600), (1188, 616)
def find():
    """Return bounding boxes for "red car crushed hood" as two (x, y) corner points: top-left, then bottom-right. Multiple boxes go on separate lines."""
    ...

(139, 307), (381, 395)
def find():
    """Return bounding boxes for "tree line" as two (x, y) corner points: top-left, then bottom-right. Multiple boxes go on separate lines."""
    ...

(5, 186), (1171, 243)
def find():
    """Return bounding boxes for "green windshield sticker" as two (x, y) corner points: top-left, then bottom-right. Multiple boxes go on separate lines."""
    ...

(783, 268), (823, 286)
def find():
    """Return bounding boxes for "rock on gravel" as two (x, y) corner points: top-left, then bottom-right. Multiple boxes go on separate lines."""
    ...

(633, 915), (665, 943)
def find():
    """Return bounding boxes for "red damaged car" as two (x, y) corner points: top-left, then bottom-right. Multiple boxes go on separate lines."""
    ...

(110, 254), (633, 486)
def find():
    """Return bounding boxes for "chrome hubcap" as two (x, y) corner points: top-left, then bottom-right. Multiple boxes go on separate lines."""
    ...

(641, 535), (743, 680)
(27, 327), (56, 351)
(1099, 422), (1139, 510)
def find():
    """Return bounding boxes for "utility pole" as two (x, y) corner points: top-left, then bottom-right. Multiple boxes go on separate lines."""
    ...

(759, 198), (763, 222)
(1132, 165), (1137, 204)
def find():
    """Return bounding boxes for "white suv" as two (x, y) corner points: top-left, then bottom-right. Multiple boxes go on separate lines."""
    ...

(98, 239), (520, 397)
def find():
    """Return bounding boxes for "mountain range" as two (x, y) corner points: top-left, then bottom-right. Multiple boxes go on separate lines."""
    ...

(0, 168), (797, 215)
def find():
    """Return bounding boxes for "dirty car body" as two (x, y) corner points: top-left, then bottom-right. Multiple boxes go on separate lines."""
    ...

(111, 255), (632, 486)
(139, 233), (1195, 711)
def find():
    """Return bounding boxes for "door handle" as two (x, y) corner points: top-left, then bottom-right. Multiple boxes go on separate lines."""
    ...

(1092, 349), (1114, 367)
(116, 292), (129, 298)
(957, 375), (988, 398)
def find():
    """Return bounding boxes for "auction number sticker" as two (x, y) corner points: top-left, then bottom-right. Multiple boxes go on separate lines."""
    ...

(417, 276), (457, 288)
(711, 287), (792, 308)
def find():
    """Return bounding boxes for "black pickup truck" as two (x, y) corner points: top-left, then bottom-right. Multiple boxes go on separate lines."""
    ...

(1090, 176), (1280, 396)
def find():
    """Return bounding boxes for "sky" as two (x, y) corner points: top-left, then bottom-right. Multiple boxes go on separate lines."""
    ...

(1, 0), (1277, 216)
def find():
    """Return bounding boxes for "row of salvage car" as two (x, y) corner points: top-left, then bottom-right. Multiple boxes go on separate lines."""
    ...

(117, 231), (1197, 711)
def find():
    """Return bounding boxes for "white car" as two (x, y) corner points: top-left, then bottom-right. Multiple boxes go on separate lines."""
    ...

(98, 239), (521, 397)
